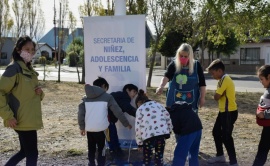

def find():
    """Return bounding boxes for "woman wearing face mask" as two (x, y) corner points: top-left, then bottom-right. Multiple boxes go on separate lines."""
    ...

(156, 43), (206, 113)
(0, 36), (44, 166)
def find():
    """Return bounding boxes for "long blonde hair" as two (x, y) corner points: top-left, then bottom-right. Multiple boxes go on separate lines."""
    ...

(175, 43), (194, 74)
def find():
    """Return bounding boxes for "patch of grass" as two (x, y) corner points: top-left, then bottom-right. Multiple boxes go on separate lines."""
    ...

(0, 148), (14, 153)
(66, 149), (84, 157)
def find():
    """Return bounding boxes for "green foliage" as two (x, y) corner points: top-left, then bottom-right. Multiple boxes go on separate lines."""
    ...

(127, 0), (148, 14)
(39, 56), (46, 65)
(66, 149), (83, 157)
(67, 38), (83, 66)
(78, 0), (106, 17)
(68, 51), (78, 67)
(159, 30), (188, 57)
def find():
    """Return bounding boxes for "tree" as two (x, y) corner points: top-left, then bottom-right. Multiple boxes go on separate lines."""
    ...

(207, 30), (239, 64)
(146, 0), (194, 87)
(126, 0), (147, 14)
(0, 0), (14, 60)
(231, 1), (270, 43)
(12, 0), (28, 38)
(79, 0), (106, 17)
(25, 0), (45, 41)
(67, 11), (82, 83)
(78, 0), (106, 84)
(159, 30), (187, 57)
(57, 0), (69, 82)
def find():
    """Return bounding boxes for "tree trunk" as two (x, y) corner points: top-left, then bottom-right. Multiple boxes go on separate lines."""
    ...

(76, 63), (81, 83)
(147, 38), (159, 87)
(81, 57), (85, 84)
(208, 49), (211, 65)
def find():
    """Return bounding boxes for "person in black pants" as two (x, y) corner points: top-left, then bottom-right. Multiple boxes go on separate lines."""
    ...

(0, 36), (45, 166)
(253, 65), (270, 166)
(78, 77), (131, 166)
(206, 59), (238, 166)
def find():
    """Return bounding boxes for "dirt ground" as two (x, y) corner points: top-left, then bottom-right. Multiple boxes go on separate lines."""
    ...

(0, 81), (269, 166)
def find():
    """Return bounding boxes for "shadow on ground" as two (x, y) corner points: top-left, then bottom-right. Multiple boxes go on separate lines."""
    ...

(105, 150), (230, 166)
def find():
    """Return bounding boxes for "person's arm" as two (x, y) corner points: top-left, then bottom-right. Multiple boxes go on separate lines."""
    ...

(118, 95), (137, 117)
(215, 77), (227, 101)
(109, 96), (131, 128)
(0, 65), (18, 127)
(214, 93), (222, 101)
(200, 86), (206, 107)
(196, 61), (207, 107)
(135, 109), (143, 147)
(78, 101), (86, 135)
(156, 77), (169, 95)
(156, 61), (175, 95)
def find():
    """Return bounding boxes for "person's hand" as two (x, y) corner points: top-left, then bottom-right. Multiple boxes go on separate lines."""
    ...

(80, 130), (86, 136)
(138, 147), (143, 152)
(35, 86), (43, 95)
(257, 112), (264, 119)
(199, 98), (205, 108)
(8, 118), (17, 128)
(127, 125), (132, 129)
(156, 87), (163, 95)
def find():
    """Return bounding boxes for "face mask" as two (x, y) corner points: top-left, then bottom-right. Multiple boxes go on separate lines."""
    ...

(20, 51), (33, 63)
(179, 57), (189, 66)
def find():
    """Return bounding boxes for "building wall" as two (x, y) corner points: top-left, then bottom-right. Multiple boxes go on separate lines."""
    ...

(0, 38), (15, 65)
(34, 44), (53, 60)
(201, 42), (270, 73)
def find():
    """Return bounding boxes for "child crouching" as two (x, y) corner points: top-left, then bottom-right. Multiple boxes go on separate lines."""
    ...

(167, 101), (203, 166)
(135, 89), (172, 166)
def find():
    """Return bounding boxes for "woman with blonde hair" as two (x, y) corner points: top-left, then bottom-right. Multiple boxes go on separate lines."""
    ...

(156, 43), (206, 113)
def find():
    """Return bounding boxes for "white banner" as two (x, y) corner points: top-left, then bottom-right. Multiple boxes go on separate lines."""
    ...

(84, 15), (146, 148)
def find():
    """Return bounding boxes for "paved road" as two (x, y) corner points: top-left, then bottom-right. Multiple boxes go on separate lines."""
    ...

(0, 66), (264, 93)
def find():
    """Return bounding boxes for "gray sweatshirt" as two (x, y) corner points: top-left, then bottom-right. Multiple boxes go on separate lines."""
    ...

(78, 85), (130, 131)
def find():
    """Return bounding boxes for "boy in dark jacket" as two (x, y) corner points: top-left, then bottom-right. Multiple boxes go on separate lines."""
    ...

(107, 84), (138, 156)
(168, 101), (202, 166)
(78, 77), (132, 166)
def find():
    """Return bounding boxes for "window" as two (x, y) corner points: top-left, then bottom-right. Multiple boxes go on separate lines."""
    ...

(1, 52), (7, 59)
(240, 48), (260, 64)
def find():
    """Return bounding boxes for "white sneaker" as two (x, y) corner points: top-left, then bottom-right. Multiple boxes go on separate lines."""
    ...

(207, 155), (226, 164)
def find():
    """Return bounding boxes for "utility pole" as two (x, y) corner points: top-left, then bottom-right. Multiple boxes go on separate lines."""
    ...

(57, 2), (62, 82)
(54, 0), (57, 67)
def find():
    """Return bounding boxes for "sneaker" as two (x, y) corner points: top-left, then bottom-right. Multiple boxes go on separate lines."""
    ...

(207, 155), (226, 164)
(230, 163), (239, 166)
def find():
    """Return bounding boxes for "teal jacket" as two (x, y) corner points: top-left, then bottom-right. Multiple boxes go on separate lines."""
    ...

(0, 61), (44, 130)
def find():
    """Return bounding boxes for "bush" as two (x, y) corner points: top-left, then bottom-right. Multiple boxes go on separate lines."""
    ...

(39, 56), (46, 65)
(68, 52), (78, 67)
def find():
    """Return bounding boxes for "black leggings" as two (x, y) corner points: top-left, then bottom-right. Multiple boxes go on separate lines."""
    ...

(253, 126), (270, 166)
(5, 130), (38, 166)
(143, 137), (165, 166)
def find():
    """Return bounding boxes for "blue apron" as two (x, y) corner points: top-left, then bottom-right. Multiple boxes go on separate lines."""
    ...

(166, 61), (200, 113)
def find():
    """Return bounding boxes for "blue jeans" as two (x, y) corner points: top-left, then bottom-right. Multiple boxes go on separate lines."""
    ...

(108, 122), (120, 151)
(172, 130), (202, 166)
(5, 130), (38, 166)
